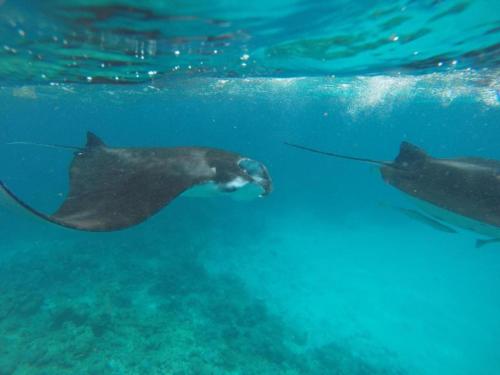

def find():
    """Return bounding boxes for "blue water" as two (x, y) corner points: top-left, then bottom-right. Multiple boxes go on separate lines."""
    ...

(1, 1), (500, 375)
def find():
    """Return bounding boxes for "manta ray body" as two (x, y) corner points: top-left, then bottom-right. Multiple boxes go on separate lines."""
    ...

(1, 132), (272, 231)
(286, 141), (500, 248)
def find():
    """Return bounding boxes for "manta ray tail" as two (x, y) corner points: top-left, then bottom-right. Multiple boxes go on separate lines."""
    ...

(284, 142), (392, 167)
(6, 131), (105, 154)
(6, 141), (83, 152)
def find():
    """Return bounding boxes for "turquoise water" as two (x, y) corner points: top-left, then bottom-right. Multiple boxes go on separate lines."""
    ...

(1, 1), (500, 375)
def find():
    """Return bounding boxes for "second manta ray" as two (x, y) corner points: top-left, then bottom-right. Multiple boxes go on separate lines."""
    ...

(286, 141), (500, 248)
(0, 132), (272, 231)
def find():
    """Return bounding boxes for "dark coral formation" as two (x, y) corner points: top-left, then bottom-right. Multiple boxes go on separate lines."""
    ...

(0, 232), (405, 375)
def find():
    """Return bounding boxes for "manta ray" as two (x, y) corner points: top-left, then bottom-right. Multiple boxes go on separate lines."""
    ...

(286, 141), (500, 248)
(0, 132), (272, 231)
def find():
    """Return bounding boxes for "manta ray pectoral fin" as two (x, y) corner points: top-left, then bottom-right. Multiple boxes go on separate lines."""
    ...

(49, 144), (203, 231)
(405, 210), (457, 234)
(475, 238), (500, 248)
(379, 202), (457, 234)
(2, 131), (204, 232)
(0, 181), (62, 227)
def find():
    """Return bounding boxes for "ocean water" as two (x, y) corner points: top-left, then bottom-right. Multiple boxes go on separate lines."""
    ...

(1, 1), (500, 375)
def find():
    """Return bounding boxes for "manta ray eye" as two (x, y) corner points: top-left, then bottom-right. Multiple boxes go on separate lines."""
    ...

(238, 158), (265, 179)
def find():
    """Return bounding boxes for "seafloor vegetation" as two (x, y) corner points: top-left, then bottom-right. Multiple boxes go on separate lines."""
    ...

(0, 220), (406, 375)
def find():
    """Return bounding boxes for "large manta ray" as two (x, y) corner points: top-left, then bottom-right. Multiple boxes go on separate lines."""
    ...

(0, 132), (272, 231)
(286, 141), (500, 248)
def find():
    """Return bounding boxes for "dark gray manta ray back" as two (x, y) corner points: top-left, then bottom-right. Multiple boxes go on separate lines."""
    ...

(1, 132), (272, 231)
(286, 141), (500, 245)
(379, 142), (500, 229)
